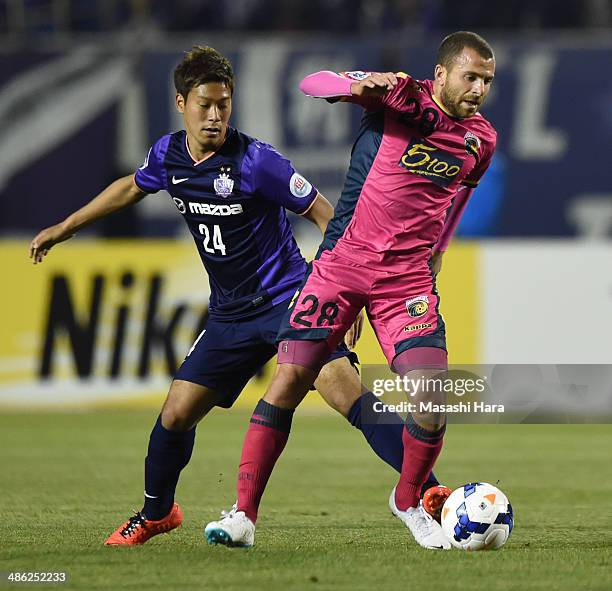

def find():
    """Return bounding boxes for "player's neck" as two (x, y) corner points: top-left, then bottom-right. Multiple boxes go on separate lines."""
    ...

(186, 132), (226, 162)
(431, 86), (455, 118)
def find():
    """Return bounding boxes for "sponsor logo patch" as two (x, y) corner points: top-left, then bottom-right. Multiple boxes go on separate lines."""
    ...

(172, 198), (186, 214)
(289, 173), (312, 198)
(404, 322), (433, 332)
(188, 202), (243, 216)
(399, 137), (463, 188)
(406, 295), (429, 318)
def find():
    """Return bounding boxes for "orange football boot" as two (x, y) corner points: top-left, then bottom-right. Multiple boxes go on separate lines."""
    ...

(104, 503), (183, 545)
(422, 485), (452, 523)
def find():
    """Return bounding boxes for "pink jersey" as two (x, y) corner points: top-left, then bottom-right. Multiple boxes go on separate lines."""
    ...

(305, 73), (497, 268)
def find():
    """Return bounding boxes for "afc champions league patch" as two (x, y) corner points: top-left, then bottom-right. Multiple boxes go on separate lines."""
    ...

(406, 295), (429, 318)
(214, 166), (234, 198)
(289, 173), (312, 198)
(341, 71), (371, 81)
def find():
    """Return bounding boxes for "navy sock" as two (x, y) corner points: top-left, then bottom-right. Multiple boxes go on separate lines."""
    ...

(143, 415), (195, 520)
(348, 392), (439, 495)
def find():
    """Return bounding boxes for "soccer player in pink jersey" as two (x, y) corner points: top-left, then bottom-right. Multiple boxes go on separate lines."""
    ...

(206, 31), (497, 550)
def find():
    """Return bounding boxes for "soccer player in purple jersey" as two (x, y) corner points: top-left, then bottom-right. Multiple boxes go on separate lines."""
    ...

(29, 46), (445, 546)
(206, 32), (497, 550)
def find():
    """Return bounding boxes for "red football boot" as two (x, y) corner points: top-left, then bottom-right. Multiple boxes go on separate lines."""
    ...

(422, 486), (452, 523)
(104, 503), (183, 545)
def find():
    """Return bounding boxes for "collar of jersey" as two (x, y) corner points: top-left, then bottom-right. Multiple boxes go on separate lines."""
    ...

(185, 127), (233, 165)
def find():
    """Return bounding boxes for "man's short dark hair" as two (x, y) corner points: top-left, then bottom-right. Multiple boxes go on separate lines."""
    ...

(174, 46), (234, 99)
(437, 31), (494, 70)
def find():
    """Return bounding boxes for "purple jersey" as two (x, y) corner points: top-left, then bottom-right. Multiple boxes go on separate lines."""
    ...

(134, 128), (317, 319)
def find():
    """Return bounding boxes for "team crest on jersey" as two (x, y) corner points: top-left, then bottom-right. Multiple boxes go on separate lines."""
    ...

(464, 131), (481, 157)
(214, 166), (234, 198)
(406, 295), (429, 318)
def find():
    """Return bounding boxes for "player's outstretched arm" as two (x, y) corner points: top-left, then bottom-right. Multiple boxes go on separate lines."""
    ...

(29, 174), (146, 264)
(300, 192), (334, 235)
(299, 70), (399, 102)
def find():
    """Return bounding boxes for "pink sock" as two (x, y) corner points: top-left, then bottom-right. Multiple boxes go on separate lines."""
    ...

(395, 426), (444, 510)
(236, 422), (289, 523)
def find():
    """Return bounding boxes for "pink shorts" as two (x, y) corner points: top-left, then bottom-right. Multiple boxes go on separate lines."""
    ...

(277, 249), (447, 372)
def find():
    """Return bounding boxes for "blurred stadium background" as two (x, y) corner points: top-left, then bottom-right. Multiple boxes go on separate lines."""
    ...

(1, 0), (611, 410)
(1, 4), (612, 590)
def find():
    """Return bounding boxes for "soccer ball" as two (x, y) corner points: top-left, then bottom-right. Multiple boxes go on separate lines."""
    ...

(440, 482), (514, 551)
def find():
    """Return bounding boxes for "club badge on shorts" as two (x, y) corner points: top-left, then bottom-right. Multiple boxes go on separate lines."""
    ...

(406, 295), (429, 318)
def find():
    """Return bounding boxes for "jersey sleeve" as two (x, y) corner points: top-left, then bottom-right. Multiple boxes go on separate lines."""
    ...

(133, 134), (171, 193)
(338, 71), (411, 112)
(434, 186), (474, 252)
(462, 132), (497, 188)
(299, 70), (411, 112)
(247, 142), (318, 214)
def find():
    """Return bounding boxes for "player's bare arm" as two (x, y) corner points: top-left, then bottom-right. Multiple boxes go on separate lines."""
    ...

(29, 175), (145, 264)
(431, 185), (478, 273)
(430, 249), (444, 276)
(300, 191), (334, 234)
(344, 311), (364, 350)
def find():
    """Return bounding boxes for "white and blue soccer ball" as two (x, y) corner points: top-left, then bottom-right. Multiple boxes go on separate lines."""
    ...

(441, 482), (514, 551)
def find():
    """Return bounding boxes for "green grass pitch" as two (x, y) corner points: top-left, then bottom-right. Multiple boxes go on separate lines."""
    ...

(1, 410), (611, 590)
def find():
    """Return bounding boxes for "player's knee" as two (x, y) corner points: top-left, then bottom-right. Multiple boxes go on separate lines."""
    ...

(160, 403), (196, 431)
(397, 363), (448, 432)
(160, 391), (203, 431)
(410, 413), (446, 432)
(409, 385), (446, 431)
(264, 364), (315, 409)
(160, 380), (220, 431)
(315, 358), (362, 418)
